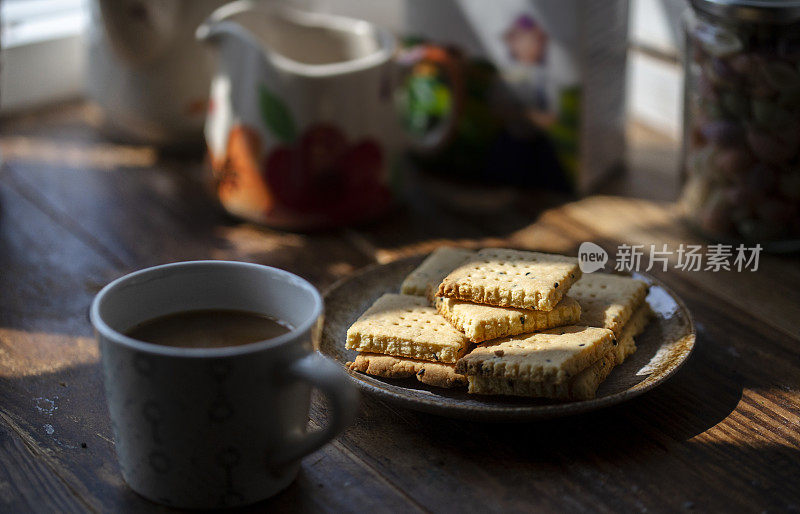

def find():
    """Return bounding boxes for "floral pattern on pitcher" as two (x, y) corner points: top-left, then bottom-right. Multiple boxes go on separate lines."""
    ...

(200, 2), (463, 229)
(210, 84), (391, 228)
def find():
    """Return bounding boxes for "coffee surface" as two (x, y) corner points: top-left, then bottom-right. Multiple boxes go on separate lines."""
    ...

(126, 309), (292, 348)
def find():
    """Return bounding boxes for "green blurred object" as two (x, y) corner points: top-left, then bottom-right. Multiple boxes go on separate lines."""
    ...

(400, 51), (503, 179)
(397, 43), (573, 190)
(546, 86), (581, 185)
(401, 71), (452, 136)
(259, 85), (297, 142)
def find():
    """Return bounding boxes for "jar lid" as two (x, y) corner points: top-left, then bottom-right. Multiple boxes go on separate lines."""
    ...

(691, 0), (800, 23)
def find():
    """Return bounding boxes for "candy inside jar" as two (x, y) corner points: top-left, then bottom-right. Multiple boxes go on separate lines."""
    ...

(681, 0), (800, 251)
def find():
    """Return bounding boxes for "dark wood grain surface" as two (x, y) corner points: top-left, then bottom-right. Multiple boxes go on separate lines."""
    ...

(1, 102), (799, 513)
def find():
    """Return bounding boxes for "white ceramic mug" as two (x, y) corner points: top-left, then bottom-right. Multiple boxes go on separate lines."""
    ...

(90, 261), (357, 508)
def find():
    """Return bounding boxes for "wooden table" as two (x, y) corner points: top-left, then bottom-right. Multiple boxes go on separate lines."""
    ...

(1, 102), (799, 513)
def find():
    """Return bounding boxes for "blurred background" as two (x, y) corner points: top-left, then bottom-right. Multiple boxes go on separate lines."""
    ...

(0, 0), (685, 207)
(2, 0), (799, 247)
(1, 0), (685, 136)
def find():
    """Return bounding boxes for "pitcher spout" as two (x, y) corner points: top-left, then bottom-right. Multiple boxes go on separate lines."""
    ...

(196, 1), (267, 57)
(196, 1), (256, 48)
(198, 0), (394, 78)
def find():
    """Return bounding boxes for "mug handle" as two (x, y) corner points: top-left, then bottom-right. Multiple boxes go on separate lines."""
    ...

(396, 44), (465, 154)
(267, 353), (358, 466)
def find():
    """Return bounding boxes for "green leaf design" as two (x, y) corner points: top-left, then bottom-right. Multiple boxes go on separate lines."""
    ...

(258, 85), (297, 142)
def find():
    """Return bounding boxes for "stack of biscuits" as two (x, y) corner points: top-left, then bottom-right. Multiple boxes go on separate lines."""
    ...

(346, 247), (652, 401)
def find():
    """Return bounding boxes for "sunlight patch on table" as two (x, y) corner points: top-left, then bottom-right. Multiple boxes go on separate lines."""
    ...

(0, 328), (98, 378)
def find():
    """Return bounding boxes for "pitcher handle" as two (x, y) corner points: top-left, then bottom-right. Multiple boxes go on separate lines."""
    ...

(396, 44), (465, 155)
(267, 353), (358, 466)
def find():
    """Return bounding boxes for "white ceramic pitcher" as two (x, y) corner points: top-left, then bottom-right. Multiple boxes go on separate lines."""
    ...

(198, 1), (461, 229)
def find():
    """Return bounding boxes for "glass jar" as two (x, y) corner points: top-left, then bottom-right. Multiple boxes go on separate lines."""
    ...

(681, 0), (800, 251)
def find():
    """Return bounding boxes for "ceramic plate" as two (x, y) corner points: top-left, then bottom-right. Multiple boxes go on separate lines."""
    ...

(317, 255), (696, 421)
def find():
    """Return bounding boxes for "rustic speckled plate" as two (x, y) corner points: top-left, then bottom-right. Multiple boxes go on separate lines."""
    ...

(317, 256), (696, 421)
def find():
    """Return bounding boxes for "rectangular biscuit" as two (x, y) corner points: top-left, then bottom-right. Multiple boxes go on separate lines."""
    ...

(561, 302), (653, 399)
(346, 294), (470, 363)
(467, 349), (617, 401)
(570, 302), (653, 399)
(565, 302), (653, 399)
(615, 331), (637, 367)
(437, 248), (582, 311)
(456, 325), (615, 385)
(613, 302), (653, 364)
(466, 303), (654, 400)
(348, 353), (467, 388)
(571, 273), (648, 338)
(400, 247), (475, 299)
(436, 296), (582, 343)
(568, 351), (618, 400)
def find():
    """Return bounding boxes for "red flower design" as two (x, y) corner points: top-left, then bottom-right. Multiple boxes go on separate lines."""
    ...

(264, 124), (389, 219)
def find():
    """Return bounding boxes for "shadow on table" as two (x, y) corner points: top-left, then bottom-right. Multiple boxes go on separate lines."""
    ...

(368, 325), (742, 442)
(334, 331), (800, 510)
(341, 327), (751, 465)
